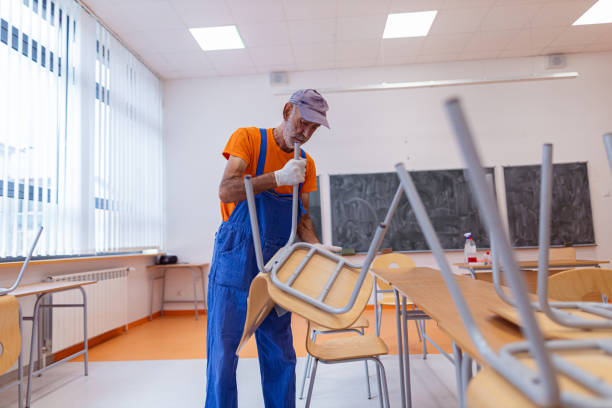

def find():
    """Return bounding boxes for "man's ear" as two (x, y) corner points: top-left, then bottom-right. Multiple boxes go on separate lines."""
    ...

(282, 102), (293, 121)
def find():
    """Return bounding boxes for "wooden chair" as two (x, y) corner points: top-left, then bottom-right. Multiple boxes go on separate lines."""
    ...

(548, 267), (612, 303)
(0, 295), (23, 408)
(467, 351), (612, 408)
(302, 321), (391, 408)
(372, 253), (430, 357)
(298, 315), (373, 400)
(236, 250), (374, 355)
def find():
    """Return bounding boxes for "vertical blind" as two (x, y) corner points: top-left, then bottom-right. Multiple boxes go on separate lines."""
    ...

(0, 0), (164, 258)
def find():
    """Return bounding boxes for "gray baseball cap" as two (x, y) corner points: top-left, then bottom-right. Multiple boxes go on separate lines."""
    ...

(289, 89), (330, 129)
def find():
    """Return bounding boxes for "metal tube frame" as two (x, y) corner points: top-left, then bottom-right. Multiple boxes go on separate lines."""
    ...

(0, 227), (43, 296)
(392, 97), (560, 406)
(24, 286), (88, 408)
(304, 356), (390, 408)
(243, 153), (401, 315)
(440, 98), (612, 407)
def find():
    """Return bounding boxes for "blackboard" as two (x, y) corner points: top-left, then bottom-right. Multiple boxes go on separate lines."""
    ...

(330, 169), (494, 252)
(504, 162), (595, 247)
(308, 176), (322, 241)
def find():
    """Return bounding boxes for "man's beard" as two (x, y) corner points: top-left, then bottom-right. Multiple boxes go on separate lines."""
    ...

(283, 111), (306, 148)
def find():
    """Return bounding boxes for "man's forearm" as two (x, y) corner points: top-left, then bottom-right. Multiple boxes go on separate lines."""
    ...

(298, 213), (319, 244)
(219, 173), (277, 203)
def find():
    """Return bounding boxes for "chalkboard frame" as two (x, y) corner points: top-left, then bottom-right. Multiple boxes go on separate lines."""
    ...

(503, 161), (596, 248)
(329, 168), (495, 253)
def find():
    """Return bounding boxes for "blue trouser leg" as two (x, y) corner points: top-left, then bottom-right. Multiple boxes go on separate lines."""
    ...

(205, 282), (297, 408)
(255, 309), (296, 408)
(205, 283), (247, 408)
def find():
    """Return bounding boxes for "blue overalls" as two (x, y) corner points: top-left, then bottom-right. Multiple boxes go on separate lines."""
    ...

(206, 129), (305, 408)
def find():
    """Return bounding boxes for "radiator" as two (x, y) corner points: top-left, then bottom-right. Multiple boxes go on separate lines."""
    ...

(47, 267), (129, 353)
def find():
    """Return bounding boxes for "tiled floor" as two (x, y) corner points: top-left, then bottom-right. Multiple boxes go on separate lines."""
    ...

(0, 355), (457, 408)
(0, 311), (458, 407)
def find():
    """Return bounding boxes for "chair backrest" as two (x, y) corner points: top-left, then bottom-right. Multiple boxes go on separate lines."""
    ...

(548, 247), (576, 262)
(548, 268), (612, 302)
(372, 253), (416, 291)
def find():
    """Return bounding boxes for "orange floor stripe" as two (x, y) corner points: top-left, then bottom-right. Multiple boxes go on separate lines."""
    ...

(71, 309), (453, 362)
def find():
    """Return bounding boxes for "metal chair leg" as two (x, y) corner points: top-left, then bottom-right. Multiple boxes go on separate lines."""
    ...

(376, 364), (384, 408)
(304, 359), (319, 408)
(299, 353), (312, 399)
(421, 319), (428, 359)
(412, 305), (423, 342)
(18, 305), (23, 408)
(299, 331), (317, 399)
(361, 328), (372, 399)
(373, 357), (391, 408)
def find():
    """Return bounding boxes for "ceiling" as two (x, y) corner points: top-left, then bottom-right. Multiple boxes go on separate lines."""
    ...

(81, 0), (612, 80)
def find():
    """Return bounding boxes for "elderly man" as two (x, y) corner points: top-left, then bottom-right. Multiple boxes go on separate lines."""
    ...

(206, 89), (335, 408)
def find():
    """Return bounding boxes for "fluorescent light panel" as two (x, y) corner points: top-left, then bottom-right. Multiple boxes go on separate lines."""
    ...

(189, 25), (245, 51)
(383, 11), (438, 39)
(573, 0), (612, 25)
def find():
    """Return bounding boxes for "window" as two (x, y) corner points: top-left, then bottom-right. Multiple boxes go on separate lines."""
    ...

(0, 1), (163, 258)
(11, 26), (18, 50)
(0, 19), (7, 44)
(32, 39), (38, 62)
(22, 33), (28, 56)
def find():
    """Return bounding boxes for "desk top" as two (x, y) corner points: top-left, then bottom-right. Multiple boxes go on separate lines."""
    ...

(10, 280), (97, 297)
(371, 266), (522, 363)
(454, 259), (609, 271)
(146, 263), (209, 270)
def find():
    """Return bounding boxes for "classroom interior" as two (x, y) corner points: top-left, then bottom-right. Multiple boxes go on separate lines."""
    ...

(1, 0), (612, 407)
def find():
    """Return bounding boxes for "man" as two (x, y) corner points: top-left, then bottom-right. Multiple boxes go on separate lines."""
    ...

(206, 89), (336, 408)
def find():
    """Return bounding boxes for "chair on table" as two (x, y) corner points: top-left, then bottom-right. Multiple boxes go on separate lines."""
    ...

(548, 267), (612, 303)
(372, 253), (430, 358)
(302, 321), (391, 408)
(396, 99), (612, 407)
(298, 315), (373, 400)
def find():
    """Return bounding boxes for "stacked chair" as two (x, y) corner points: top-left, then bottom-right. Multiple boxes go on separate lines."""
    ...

(393, 98), (612, 408)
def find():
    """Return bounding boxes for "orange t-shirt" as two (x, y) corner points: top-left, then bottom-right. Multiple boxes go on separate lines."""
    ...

(220, 127), (317, 221)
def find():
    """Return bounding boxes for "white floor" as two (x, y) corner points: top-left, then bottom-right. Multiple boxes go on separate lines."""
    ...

(0, 355), (457, 408)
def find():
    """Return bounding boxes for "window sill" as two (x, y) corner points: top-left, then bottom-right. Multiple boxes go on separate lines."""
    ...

(0, 251), (165, 268)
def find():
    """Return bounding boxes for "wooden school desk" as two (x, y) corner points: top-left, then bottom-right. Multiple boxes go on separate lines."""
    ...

(12, 280), (96, 408)
(147, 263), (208, 321)
(371, 266), (524, 408)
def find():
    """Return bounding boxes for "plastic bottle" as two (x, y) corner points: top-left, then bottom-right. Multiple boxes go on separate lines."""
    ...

(464, 232), (477, 263)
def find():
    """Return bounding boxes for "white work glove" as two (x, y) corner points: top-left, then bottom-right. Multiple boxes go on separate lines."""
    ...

(274, 158), (306, 187)
(314, 243), (342, 253)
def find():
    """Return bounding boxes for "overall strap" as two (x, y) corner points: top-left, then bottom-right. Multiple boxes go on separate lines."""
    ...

(256, 128), (267, 176)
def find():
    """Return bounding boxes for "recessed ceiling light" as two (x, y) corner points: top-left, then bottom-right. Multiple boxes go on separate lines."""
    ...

(189, 25), (245, 51)
(383, 11), (438, 39)
(573, 0), (612, 25)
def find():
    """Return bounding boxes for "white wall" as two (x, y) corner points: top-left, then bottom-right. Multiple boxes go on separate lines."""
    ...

(163, 51), (612, 272)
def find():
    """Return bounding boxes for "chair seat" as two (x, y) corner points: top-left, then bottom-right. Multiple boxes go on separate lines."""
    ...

(379, 293), (415, 306)
(308, 335), (388, 362)
(311, 315), (369, 332)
